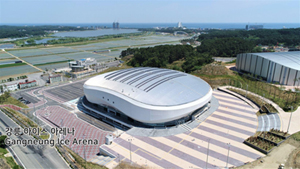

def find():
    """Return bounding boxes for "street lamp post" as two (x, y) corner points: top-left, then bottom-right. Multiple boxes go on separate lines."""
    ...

(33, 103), (37, 124)
(60, 119), (64, 140)
(206, 139), (210, 169)
(83, 134), (87, 168)
(128, 138), (132, 164)
(42, 89), (47, 110)
(226, 143), (231, 169)
(117, 153), (120, 163)
(245, 84), (248, 98)
(287, 106), (293, 133)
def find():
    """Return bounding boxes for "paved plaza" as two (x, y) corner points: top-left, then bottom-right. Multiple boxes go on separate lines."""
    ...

(102, 90), (264, 169)
(36, 105), (112, 160)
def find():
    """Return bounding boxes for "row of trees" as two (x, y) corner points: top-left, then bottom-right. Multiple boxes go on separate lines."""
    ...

(196, 37), (256, 57)
(1, 75), (27, 83)
(14, 32), (145, 46)
(121, 45), (214, 72)
(0, 25), (84, 38)
(47, 37), (90, 44)
(138, 27), (201, 34)
(198, 28), (300, 46)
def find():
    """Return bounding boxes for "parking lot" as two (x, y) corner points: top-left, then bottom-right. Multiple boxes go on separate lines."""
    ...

(12, 89), (40, 104)
(44, 80), (86, 103)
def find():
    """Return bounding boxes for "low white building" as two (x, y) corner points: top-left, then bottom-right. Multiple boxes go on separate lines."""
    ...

(1, 82), (18, 92)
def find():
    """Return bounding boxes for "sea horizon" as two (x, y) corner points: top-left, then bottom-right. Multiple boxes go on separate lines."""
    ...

(1, 22), (299, 29)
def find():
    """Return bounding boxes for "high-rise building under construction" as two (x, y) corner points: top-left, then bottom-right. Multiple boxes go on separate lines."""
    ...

(113, 22), (120, 29)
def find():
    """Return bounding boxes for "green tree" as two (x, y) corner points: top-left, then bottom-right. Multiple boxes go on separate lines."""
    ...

(0, 135), (7, 148)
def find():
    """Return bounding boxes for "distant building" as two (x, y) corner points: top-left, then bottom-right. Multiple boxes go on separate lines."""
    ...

(68, 58), (97, 78)
(1, 82), (18, 92)
(177, 22), (183, 28)
(18, 80), (37, 89)
(113, 22), (119, 29)
(69, 58), (97, 72)
(54, 67), (71, 73)
(49, 75), (63, 84)
(68, 69), (96, 79)
(246, 24), (263, 30)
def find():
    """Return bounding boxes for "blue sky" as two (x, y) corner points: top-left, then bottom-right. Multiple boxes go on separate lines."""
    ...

(0, 0), (299, 23)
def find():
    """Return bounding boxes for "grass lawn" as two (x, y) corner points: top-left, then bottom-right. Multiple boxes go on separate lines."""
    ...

(40, 134), (50, 140)
(189, 63), (300, 111)
(292, 131), (300, 141)
(0, 146), (21, 169)
(228, 88), (278, 113)
(3, 107), (38, 128)
(1, 96), (28, 109)
(64, 146), (107, 169)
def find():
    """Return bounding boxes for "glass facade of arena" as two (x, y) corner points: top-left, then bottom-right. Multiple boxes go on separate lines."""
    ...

(82, 96), (209, 129)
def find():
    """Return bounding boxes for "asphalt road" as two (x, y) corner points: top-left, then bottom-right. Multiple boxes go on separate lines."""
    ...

(0, 110), (69, 169)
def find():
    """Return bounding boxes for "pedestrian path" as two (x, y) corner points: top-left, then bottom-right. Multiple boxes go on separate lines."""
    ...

(35, 105), (113, 161)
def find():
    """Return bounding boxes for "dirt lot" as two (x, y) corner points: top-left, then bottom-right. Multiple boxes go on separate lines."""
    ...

(236, 136), (300, 169)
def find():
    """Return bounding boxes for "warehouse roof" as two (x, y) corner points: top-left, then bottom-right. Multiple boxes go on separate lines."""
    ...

(84, 67), (212, 106)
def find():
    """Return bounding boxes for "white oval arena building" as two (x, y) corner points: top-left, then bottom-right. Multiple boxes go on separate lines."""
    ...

(83, 67), (212, 127)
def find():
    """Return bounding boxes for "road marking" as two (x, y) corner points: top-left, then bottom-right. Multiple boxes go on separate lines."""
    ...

(31, 154), (45, 169)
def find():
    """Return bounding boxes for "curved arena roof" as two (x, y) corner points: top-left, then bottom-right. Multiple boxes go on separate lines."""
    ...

(248, 51), (300, 71)
(84, 67), (211, 106)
